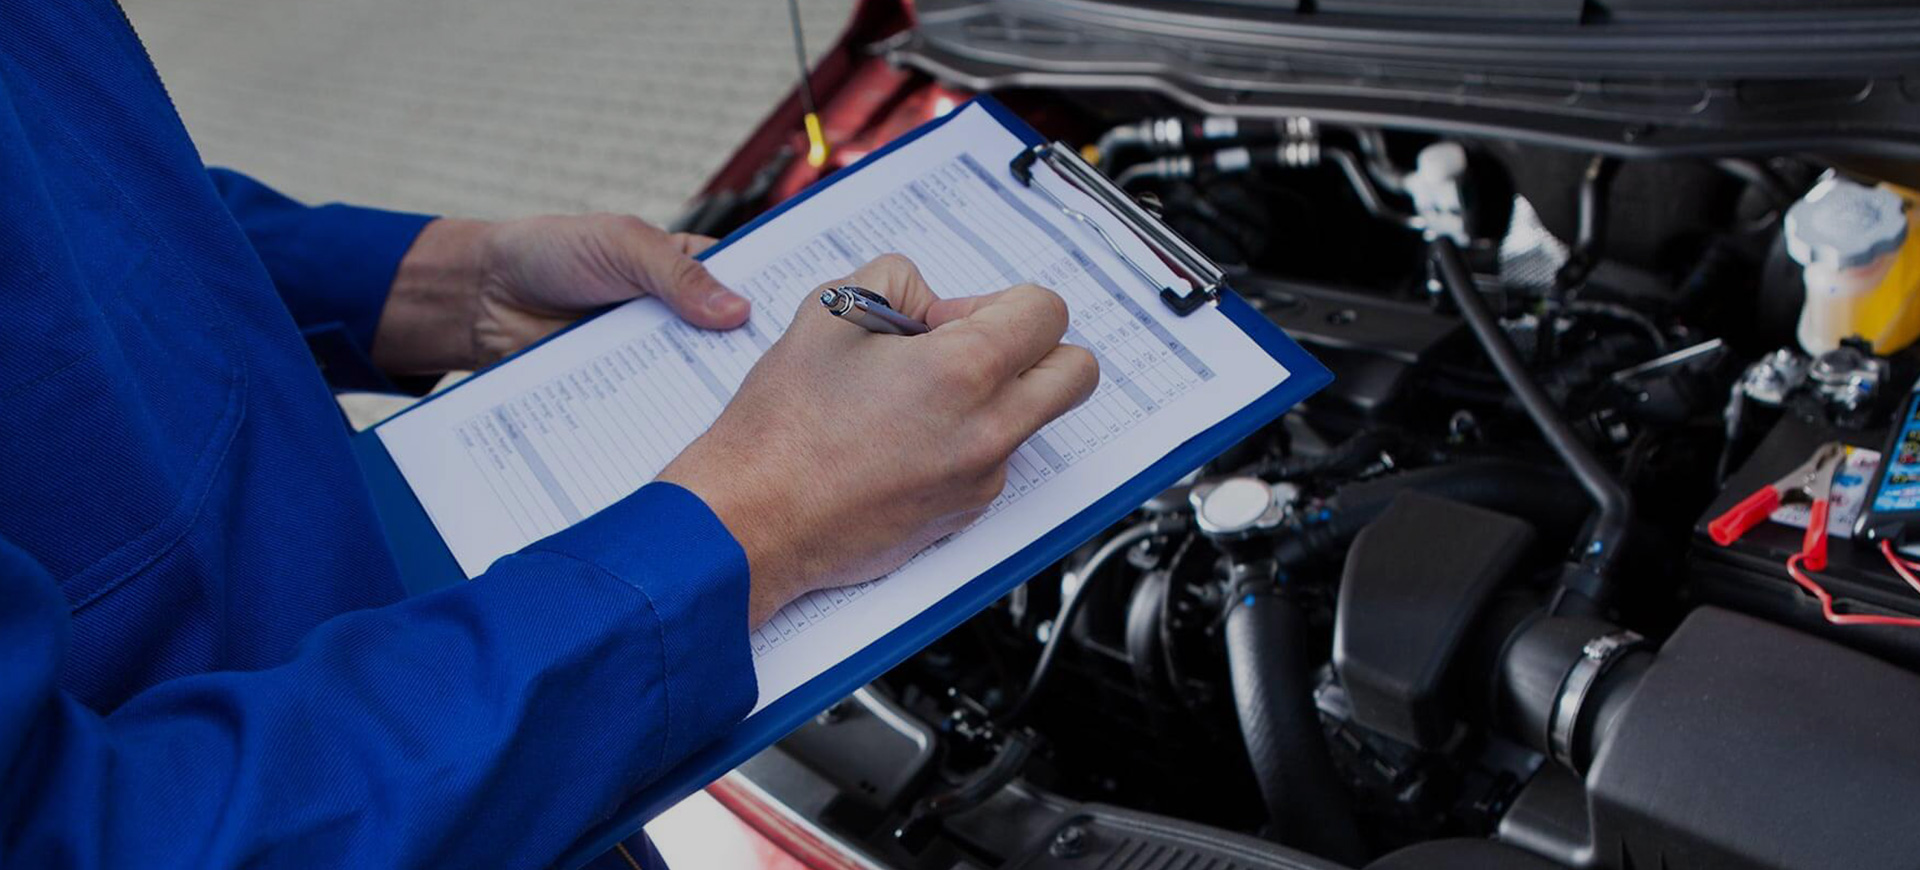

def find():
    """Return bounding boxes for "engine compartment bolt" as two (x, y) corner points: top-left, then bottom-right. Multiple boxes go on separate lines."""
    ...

(1050, 824), (1089, 858)
(814, 699), (852, 726)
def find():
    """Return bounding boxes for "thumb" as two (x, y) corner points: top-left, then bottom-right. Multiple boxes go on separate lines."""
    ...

(626, 224), (751, 329)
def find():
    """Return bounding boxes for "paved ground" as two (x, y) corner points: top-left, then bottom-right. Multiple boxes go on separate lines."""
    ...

(123, 0), (855, 224)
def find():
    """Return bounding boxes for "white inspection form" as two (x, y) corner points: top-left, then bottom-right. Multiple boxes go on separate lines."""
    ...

(375, 103), (1293, 712)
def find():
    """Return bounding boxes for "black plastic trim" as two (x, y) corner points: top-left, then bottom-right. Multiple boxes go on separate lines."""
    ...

(895, 0), (1920, 158)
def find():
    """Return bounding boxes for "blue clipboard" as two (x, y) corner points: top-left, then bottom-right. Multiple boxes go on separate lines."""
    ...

(351, 95), (1331, 868)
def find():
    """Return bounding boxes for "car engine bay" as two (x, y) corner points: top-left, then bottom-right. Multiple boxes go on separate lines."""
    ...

(677, 3), (1920, 868)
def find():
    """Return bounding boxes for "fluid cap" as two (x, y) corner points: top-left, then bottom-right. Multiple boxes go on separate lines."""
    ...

(1190, 476), (1297, 540)
(1786, 176), (1909, 271)
(1407, 141), (1470, 244)
(1414, 141), (1469, 182)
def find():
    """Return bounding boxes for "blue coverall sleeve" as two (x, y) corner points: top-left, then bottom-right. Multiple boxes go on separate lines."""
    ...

(0, 483), (757, 868)
(207, 168), (436, 351)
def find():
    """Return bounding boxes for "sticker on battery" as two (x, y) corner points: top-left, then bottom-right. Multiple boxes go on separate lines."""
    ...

(1771, 446), (1876, 539)
(1770, 445), (1920, 557)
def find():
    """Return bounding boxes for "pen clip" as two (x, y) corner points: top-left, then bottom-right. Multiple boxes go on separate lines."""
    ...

(848, 287), (894, 310)
(1011, 142), (1225, 316)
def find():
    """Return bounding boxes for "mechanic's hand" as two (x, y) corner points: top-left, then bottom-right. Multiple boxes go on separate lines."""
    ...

(659, 254), (1100, 626)
(372, 215), (750, 373)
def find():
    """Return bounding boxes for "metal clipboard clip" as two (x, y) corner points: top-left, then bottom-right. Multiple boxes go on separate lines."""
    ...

(1010, 141), (1225, 316)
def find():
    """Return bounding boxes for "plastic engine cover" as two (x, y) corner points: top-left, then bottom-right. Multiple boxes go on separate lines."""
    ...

(1587, 607), (1920, 869)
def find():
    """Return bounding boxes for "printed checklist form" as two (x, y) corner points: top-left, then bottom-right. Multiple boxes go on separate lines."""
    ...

(373, 101), (1300, 713)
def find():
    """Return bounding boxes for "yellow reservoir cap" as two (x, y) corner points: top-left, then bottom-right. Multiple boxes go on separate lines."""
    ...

(1788, 176), (1920, 355)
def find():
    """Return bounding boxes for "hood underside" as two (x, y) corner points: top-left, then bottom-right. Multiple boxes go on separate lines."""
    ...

(890, 0), (1920, 157)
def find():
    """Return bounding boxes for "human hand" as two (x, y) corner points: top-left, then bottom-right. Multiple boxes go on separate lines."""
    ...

(372, 215), (750, 373)
(658, 254), (1100, 626)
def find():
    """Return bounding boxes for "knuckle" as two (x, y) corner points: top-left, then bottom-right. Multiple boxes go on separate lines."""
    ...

(854, 253), (924, 306)
(994, 426), (1033, 463)
(955, 430), (1010, 477)
(866, 252), (915, 284)
(973, 466), (1010, 505)
(667, 256), (706, 290)
(611, 213), (656, 237)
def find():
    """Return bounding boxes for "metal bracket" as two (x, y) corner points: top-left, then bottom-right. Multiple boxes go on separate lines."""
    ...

(1012, 142), (1225, 316)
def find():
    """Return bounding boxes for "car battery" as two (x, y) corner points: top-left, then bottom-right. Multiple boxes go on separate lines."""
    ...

(1689, 414), (1920, 667)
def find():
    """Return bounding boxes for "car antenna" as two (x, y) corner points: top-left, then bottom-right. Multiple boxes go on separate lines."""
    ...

(786, 0), (830, 168)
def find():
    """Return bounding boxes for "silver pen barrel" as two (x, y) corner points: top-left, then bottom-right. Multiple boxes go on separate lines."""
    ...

(819, 286), (930, 336)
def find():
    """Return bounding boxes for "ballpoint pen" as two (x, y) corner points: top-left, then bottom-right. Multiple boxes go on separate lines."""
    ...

(818, 285), (930, 335)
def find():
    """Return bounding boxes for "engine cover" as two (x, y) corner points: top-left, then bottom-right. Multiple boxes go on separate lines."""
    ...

(1585, 607), (1920, 870)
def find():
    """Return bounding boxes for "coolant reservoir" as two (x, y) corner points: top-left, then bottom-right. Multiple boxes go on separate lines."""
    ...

(1787, 175), (1920, 355)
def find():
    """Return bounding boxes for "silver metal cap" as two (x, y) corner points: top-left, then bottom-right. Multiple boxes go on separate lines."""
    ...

(1785, 176), (1909, 271)
(1189, 477), (1297, 540)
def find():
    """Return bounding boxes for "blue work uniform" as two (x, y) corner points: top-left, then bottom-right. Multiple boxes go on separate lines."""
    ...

(0, 4), (755, 868)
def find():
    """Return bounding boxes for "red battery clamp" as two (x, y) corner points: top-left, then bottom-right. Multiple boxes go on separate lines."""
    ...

(1709, 441), (1846, 570)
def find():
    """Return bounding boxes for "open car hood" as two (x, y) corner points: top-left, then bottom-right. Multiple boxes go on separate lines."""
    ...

(888, 0), (1920, 158)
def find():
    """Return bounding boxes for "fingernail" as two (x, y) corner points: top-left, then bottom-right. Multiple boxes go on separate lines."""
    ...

(706, 292), (749, 320)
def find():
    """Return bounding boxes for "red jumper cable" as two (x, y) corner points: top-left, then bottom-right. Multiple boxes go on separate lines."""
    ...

(1709, 441), (1847, 570)
(1710, 441), (1920, 628)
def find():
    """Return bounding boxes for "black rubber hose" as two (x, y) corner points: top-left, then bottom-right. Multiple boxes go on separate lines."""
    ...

(1541, 155), (1620, 360)
(1431, 237), (1632, 610)
(1494, 613), (1654, 774)
(1254, 428), (1405, 482)
(894, 730), (1036, 849)
(998, 517), (1183, 724)
(1571, 155), (1620, 274)
(1328, 148), (1421, 230)
(1272, 458), (1589, 569)
(1225, 587), (1368, 865)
